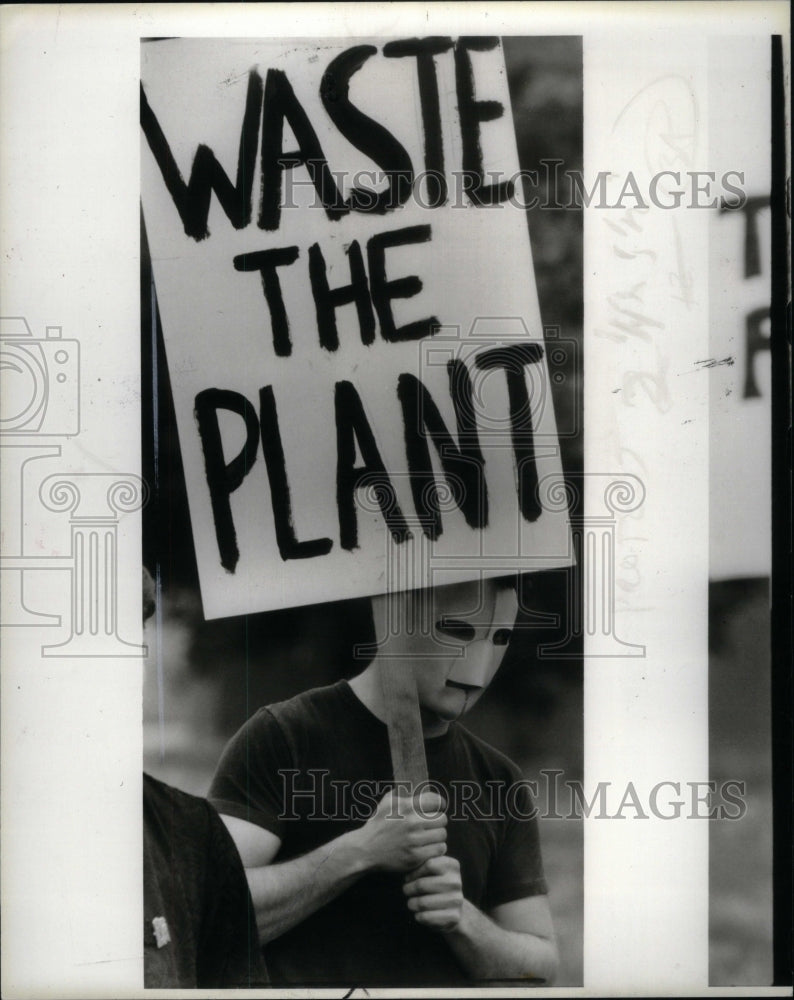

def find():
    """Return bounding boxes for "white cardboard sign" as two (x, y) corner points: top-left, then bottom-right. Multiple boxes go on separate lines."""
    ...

(708, 36), (772, 581)
(141, 37), (572, 618)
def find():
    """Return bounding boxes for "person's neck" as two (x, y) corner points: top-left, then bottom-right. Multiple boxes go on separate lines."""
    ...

(348, 662), (449, 738)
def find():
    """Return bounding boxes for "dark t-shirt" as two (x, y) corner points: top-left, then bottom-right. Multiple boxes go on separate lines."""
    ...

(143, 773), (269, 988)
(208, 681), (547, 986)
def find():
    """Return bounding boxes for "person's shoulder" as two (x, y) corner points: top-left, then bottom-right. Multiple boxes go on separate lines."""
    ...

(144, 771), (207, 815)
(265, 679), (350, 726)
(144, 772), (215, 846)
(450, 723), (524, 782)
(218, 682), (352, 769)
(231, 680), (345, 732)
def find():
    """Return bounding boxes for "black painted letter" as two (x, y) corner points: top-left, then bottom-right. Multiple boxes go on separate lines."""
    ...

(398, 361), (488, 539)
(743, 306), (771, 399)
(141, 71), (263, 241)
(383, 37), (454, 206)
(194, 389), (261, 572)
(335, 381), (411, 550)
(454, 38), (513, 206)
(475, 343), (544, 521)
(308, 241), (375, 351)
(321, 46), (414, 213)
(367, 225), (439, 342)
(260, 69), (347, 231)
(259, 387), (333, 560)
(233, 247), (299, 356)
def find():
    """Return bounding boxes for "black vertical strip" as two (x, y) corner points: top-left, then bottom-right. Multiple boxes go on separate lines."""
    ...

(140, 211), (158, 580)
(769, 33), (793, 988)
(140, 211), (199, 594)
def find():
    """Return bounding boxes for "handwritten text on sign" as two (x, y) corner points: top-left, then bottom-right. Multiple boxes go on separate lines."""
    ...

(141, 38), (572, 618)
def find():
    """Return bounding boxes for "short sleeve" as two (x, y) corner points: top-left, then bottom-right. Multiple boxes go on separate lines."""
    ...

(143, 774), (269, 989)
(485, 779), (548, 910)
(208, 709), (293, 839)
(197, 803), (270, 988)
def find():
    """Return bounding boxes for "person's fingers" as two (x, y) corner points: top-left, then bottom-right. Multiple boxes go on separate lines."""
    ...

(405, 854), (457, 880)
(375, 790), (406, 818)
(403, 874), (453, 897)
(413, 908), (460, 929)
(409, 827), (447, 847)
(378, 790), (448, 825)
(406, 891), (461, 912)
(403, 862), (461, 895)
(411, 808), (447, 828)
(412, 841), (447, 865)
(404, 876), (434, 897)
(416, 790), (446, 817)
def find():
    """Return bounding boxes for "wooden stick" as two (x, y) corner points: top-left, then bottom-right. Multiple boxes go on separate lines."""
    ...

(378, 659), (428, 788)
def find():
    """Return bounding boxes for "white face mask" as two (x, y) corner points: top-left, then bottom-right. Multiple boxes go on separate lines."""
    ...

(374, 579), (519, 727)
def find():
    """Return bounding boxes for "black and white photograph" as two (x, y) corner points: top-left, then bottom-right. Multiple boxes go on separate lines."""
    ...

(0, 4), (790, 998)
(140, 34), (584, 989)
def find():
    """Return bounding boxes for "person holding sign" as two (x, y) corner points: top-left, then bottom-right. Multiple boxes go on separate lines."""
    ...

(208, 576), (558, 986)
(142, 33), (570, 987)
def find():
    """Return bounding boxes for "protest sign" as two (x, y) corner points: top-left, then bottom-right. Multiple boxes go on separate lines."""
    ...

(708, 37), (773, 582)
(140, 37), (572, 619)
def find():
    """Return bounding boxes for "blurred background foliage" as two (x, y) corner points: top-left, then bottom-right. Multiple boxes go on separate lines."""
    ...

(142, 35), (585, 986)
(708, 578), (772, 985)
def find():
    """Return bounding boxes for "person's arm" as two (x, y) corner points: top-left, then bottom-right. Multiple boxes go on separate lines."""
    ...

(199, 805), (270, 988)
(403, 856), (559, 984)
(221, 815), (366, 943)
(222, 789), (447, 944)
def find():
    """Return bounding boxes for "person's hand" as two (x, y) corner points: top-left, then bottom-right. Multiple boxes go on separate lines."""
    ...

(354, 789), (447, 873)
(403, 855), (464, 932)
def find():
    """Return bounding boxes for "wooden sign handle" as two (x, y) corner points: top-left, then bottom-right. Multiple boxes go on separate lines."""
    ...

(378, 659), (428, 788)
